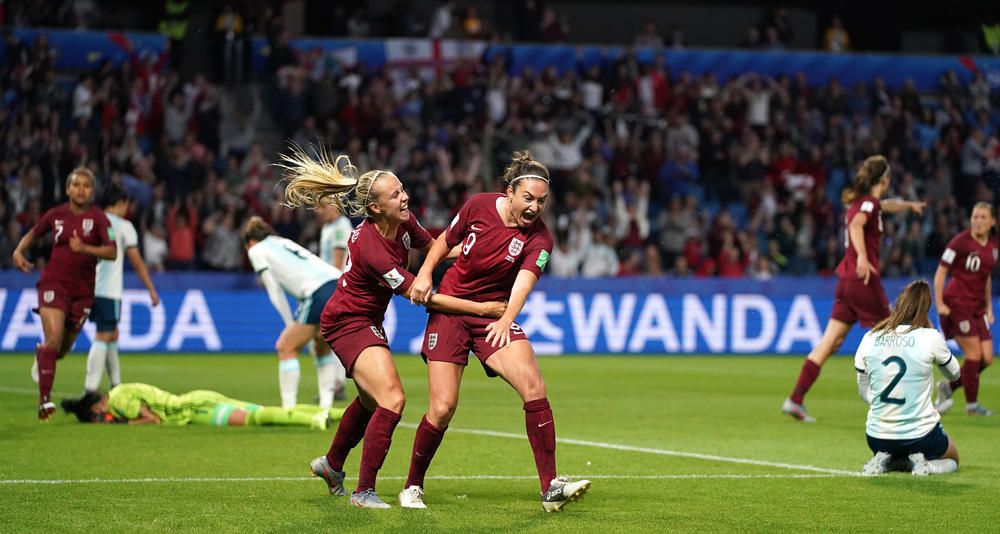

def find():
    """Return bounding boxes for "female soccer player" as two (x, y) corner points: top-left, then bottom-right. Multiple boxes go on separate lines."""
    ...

(61, 383), (342, 429)
(403, 151), (591, 512)
(933, 202), (997, 416)
(243, 216), (343, 409)
(783, 155), (925, 423)
(86, 182), (160, 394)
(278, 149), (505, 509)
(12, 167), (117, 420)
(855, 280), (960, 476)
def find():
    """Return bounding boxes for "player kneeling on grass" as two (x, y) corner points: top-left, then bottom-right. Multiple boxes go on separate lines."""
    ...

(855, 280), (961, 476)
(61, 383), (343, 429)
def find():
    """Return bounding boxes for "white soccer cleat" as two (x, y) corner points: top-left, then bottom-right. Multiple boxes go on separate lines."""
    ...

(541, 477), (591, 513)
(909, 453), (931, 476)
(934, 380), (954, 413)
(398, 485), (427, 509)
(351, 488), (391, 509)
(309, 456), (347, 496)
(781, 398), (816, 423)
(861, 451), (893, 476)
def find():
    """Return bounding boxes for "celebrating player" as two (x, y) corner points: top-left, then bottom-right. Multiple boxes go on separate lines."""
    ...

(12, 167), (117, 420)
(61, 383), (342, 429)
(243, 216), (343, 409)
(855, 280), (960, 476)
(933, 202), (997, 416)
(783, 155), (925, 423)
(85, 182), (160, 394)
(403, 151), (591, 512)
(278, 149), (505, 509)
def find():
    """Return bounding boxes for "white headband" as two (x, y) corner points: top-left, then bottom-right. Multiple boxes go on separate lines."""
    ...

(511, 174), (549, 184)
(364, 170), (386, 209)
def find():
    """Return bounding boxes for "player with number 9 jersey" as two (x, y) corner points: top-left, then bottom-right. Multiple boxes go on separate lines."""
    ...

(783, 155), (926, 423)
(401, 151), (590, 513)
(933, 202), (998, 416)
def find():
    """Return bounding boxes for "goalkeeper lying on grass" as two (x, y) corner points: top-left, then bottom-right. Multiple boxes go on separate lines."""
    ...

(61, 383), (344, 429)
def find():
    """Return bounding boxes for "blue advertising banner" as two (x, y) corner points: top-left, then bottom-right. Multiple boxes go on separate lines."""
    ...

(0, 273), (986, 355)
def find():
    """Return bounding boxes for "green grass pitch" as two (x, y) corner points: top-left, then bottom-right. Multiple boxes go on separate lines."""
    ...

(1, 353), (999, 532)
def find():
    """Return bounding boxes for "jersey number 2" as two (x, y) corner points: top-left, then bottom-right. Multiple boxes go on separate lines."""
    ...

(878, 356), (907, 405)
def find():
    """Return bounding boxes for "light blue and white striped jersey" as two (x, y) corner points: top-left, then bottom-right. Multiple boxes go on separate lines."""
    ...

(855, 325), (957, 439)
(247, 235), (342, 300)
(95, 213), (138, 299)
(319, 216), (354, 267)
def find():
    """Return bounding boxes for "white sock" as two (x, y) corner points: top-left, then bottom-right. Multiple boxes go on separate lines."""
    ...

(85, 341), (109, 392)
(315, 355), (337, 409)
(106, 341), (121, 387)
(928, 458), (959, 474)
(331, 351), (346, 389)
(968, 402), (979, 410)
(278, 358), (301, 409)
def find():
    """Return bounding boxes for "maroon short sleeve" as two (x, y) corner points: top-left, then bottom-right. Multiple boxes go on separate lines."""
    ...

(95, 210), (114, 247)
(520, 231), (554, 279)
(406, 215), (433, 250)
(31, 208), (55, 238)
(445, 201), (473, 248)
(364, 248), (416, 295)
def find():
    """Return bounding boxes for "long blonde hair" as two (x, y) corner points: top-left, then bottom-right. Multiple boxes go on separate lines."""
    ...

(278, 145), (393, 218)
(871, 280), (933, 336)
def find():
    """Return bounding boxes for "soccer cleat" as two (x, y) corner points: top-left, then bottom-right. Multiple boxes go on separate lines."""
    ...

(781, 398), (816, 423)
(966, 404), (996, 416)
(861, 451), (893, 476)
(398, 485), (427, 509)
(309, 456), (347, 496)
(38, 401), (56, 421)
(541, 477), (591, 513)
(351, 488), (391, 509)
(934, 380), (954, 413)
(909, 453), (931, 476)
(310, 410), (330, 431)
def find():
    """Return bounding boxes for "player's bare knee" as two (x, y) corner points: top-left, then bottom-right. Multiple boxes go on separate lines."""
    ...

(521, 378), (547, 402)
(429, 398), (457, 426)
(380, 385), (405, 413)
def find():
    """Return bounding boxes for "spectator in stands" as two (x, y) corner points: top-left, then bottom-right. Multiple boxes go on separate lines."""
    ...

(143, 222), (168, 272)
(580, 229), (619, 277)
(823, 16), (850, 52)
(634, 22), (664, 48)
(539, 7), (569, 42)
(166, 198), (198, 270)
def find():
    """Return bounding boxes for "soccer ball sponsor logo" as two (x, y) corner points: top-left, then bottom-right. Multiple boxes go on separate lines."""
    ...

(959, 320), (970, 334)
(402, 232), (411, 250)
(370, 325), (386, 340)
(508, 238), (524, 257)
(428, 333), (438, 350)
(82, 218), (94, 235)
(43, 291), (54, 303)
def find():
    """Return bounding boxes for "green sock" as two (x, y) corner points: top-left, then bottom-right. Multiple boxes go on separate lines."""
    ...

(246, 406), (315, 427)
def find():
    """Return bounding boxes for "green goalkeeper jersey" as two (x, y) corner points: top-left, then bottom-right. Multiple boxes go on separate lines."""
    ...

(108, 383), (229, 425)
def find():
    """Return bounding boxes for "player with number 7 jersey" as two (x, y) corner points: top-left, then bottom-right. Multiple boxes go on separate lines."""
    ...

(278, 148), (505, 509)
(403, 151), (590, 513)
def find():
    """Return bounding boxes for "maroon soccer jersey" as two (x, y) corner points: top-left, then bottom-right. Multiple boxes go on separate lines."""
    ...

(438, 193), (553, 302)
(835, 195), (882, 279)
(940, 229), (999, 309)
(322, 215), (432, 323)
(31, 204), (113, 295)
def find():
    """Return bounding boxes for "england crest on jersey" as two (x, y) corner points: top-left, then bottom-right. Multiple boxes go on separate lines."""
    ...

(508, 238), (524, 256)
(427, 333), (438, 350)
(82, 218), (94, 235)
(43, 290), (54, 303)
(402, 231), (411, 249)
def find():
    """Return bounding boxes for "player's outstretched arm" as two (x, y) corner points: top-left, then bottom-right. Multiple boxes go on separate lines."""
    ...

(881, 198), (926, 214)
(126, 247), (160, 306)
(12, 229), (37, 272)
(400, 283), (504, 318)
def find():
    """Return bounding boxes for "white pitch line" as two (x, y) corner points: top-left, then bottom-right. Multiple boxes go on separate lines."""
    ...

(0, 473), (850, 485)
(399, 423), (858, 476)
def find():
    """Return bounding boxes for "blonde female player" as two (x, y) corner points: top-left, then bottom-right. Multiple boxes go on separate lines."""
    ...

(278, 149), (505, 508)
(856, 280), (960, 476)
(404, 151), (591, 512)
(934, 202), (998, 416)
(783, 155), (925, 422)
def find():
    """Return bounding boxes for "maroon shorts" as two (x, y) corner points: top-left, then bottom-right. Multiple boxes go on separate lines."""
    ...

(830, 276), (890, 328)
(36, 280), (93, 333)
(421, 313), (529, 377)
(940, 304), (992, 341)
(321, 316), (389, 377)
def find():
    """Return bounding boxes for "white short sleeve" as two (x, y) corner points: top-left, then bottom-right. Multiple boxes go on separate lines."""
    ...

(854, 333), (871, 373)
(122, 220), (139, 249)
(247, 244), (268, 273)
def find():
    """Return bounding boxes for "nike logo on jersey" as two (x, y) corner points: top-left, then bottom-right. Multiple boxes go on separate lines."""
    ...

(470, 224), (482, 231)
(537, 420), (553, 428)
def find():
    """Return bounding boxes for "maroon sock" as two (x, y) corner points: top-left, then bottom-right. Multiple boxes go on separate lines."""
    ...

(790, 359), (821, 405)
(325, 397), (374, 471)
(962, 359), (981, 404)
(981, 359), (991, 371)
(524, 398), (557, 492)
(37, 346), (59, 404)
(355, 407), (401, 493)
(405, 415), (447, 489)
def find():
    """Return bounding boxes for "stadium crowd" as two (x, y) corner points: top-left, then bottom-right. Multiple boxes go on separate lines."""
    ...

(0, 12), (999, 279)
